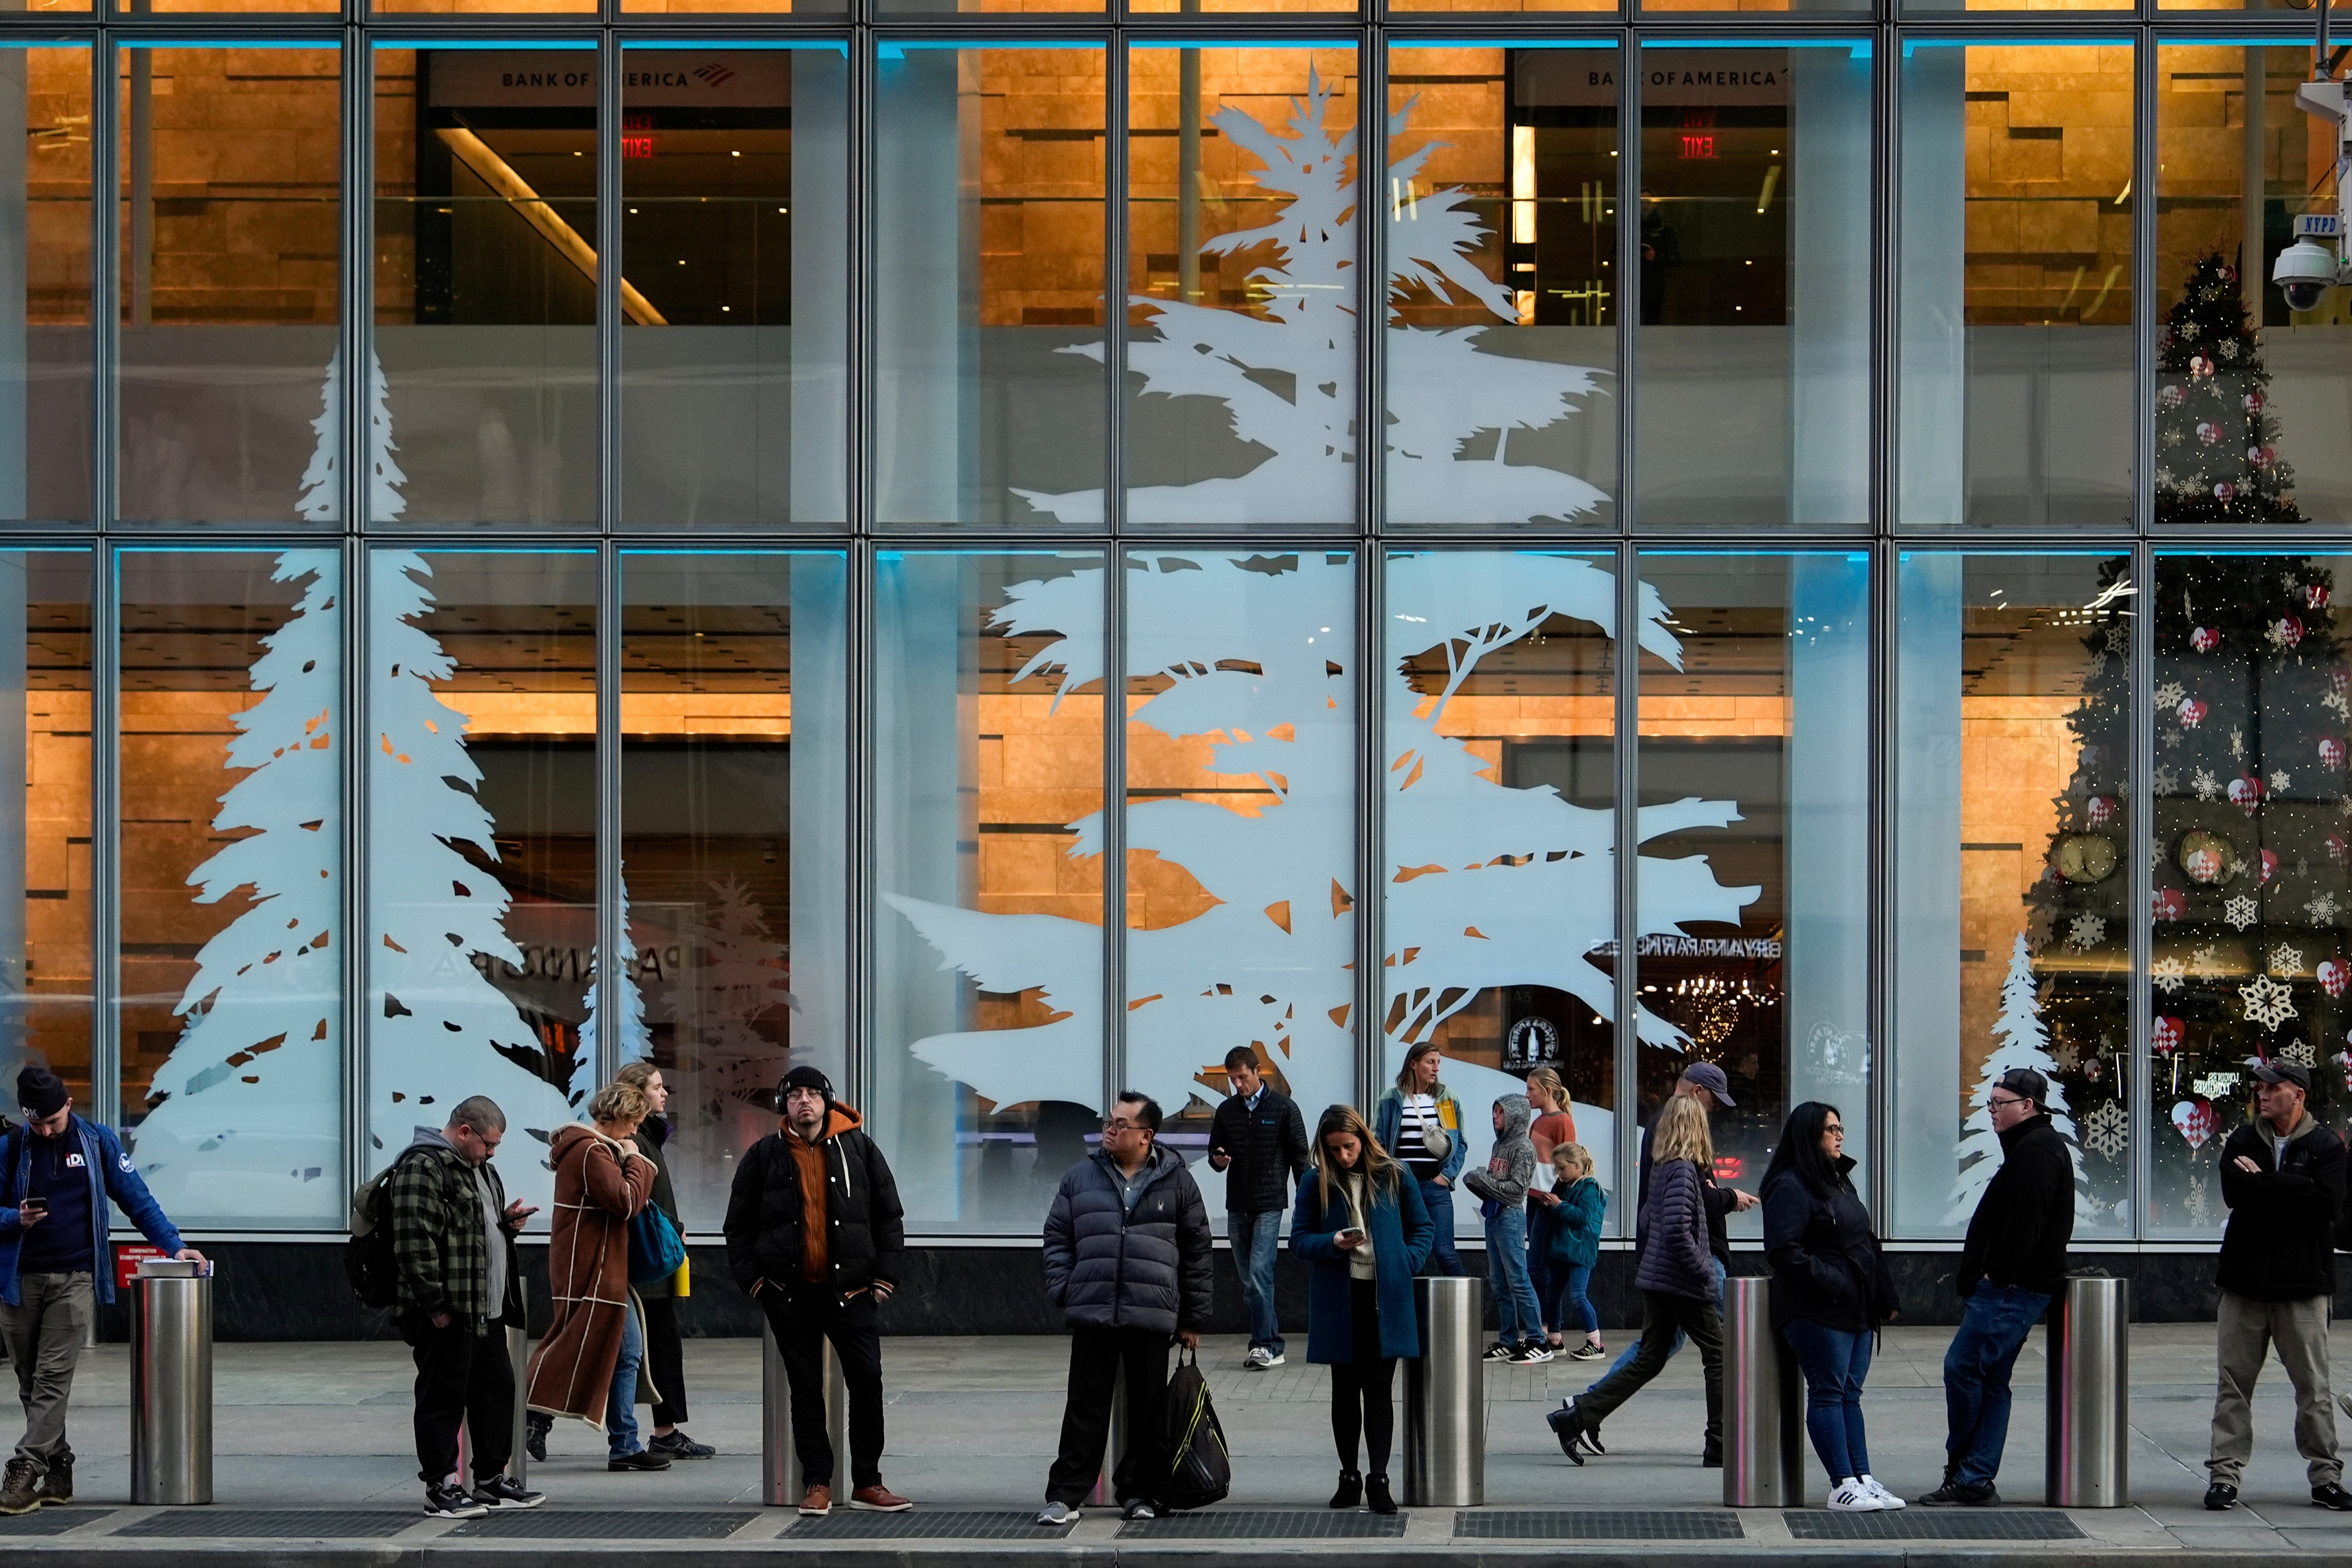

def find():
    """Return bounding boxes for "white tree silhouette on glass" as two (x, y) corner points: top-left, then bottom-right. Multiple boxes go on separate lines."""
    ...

(684, 875), (791, 1107)
(130, 552), (343, 1217)
(585, 876), (655, 1065)
(1014, 75), (1604, 529)
(1946, 933), (2091, 1223)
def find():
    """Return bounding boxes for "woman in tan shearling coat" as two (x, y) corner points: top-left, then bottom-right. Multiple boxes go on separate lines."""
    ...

(524, 1080), (664, 1467)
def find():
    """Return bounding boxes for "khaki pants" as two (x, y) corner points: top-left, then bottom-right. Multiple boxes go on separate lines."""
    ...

(2207, 1288), (2341, 1488)
(0, 1271), (92, 1465)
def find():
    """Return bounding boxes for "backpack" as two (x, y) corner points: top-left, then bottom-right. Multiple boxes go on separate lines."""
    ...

(346, 1148), (426, 1310)
(1157, 1346), (1230, 1511)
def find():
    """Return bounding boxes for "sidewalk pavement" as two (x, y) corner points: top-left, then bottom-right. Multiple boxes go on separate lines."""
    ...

(1, 1323), (2350, 1560)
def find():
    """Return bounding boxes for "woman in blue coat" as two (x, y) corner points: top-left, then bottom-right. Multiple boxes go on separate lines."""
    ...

(1292, 1104), (1434, 1515)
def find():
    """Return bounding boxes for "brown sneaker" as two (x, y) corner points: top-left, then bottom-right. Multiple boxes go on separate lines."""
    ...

(0, 1455), (41, 1516)
(797, 1483), (831, 1517)
(851, 1483), (913, 1513)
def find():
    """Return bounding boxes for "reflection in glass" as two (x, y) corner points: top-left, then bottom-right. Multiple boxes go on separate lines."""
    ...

(1124, 551), (1353, 1224)
(1, 47), (91, 525)
(873, 552), (1103, 1231)
(1900, 43), (2135, 528)
(366, 550), (595, 1217)
(1384, 551), (1619, 1231)
(620, 49), (847, 528)
(873, 48), (1106, 528)
(618, 551), (845, 1232)
(1893, 554), (2130, 1238)
(374, 49), (597, 526)
(3, 554), (90, 1118)
(1635, 44), (1871, 530)
(118, 550), (340, 1228)
(1635, 552), (1870, 1224)
(117, 48), (340, 526)
(1384, 47), (1616, 528)
(1121, 46), (1357, 528)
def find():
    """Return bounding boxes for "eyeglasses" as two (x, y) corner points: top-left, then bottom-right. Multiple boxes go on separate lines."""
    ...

(1822, 1124), (1845, 1138)
(1987, 1095), (2028, 1111)
(1103, 1118), (1142, 1134)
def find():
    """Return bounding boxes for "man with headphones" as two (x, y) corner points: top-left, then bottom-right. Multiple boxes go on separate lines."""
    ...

(723, 1064), (909, 1517)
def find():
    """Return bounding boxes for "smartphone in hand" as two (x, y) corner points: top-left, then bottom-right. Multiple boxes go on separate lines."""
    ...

(1336, 1225), (1366, 1245)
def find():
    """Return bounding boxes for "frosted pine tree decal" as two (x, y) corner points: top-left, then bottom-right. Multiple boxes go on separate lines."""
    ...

(686, 876), (792, 1110)
(130, 552), (343, 1216)
(584, 876), (655, 1064)
(1947, 933), (2092, 1223)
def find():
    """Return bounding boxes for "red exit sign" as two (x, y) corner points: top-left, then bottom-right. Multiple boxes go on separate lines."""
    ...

(1680, 133), (1717, 160)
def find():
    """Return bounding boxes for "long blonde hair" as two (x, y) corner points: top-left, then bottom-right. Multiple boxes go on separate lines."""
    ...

(1314, 1103), (1401, 1214)
(1651, 1093), (1714, 1169)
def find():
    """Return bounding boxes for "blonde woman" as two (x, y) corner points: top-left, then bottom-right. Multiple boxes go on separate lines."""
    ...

(1545, 1095), (1724, 1466)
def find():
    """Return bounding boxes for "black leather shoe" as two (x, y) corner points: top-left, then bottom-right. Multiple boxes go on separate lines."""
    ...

(2204, 1482), (2239, 1511)
(1918, 1480), (1999, 1507)
(1365, 1475), (1396, 1516)
(2314, 1483), (2352, 1512)
(608, 1449), (672, 1472)
(1329, 1470), (1362, 1509)
(1545, 1402), (1587, 1466)
(1702, 1444), (1724, 1469)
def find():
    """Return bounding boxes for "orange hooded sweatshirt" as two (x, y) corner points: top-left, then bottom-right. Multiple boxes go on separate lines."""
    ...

(784, 1102), (861, 1284)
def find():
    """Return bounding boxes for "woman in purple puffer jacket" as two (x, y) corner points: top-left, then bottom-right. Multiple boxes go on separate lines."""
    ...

(1542, 1093), (1724, 1465)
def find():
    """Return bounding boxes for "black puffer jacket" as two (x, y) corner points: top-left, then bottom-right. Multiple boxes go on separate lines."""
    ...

(2217, 1114), (2347, 1302)
(1209, 1086), (1310, 1215)
(1763, 1157), (1898, 1334)
(1634, 1159), (1715, 1302)
(723, 1104), (905, 1302)
(1043, 1146), (1213, 1335)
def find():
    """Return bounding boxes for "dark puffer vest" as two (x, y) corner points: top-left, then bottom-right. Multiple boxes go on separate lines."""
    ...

(1042, 1146), (1213, 1336)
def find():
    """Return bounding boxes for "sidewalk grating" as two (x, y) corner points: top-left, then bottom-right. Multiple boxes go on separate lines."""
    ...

(113, 1511), (412, 1539)
(0, 1510), (113, 1536)
(1121, 1511), (1408, 1539)
(790, 1511), (1078, 1540)
(1455, 1511), (1744, 1540)
(1784, 1510), (2085, 1542)
(446, 1510), (760, 1540)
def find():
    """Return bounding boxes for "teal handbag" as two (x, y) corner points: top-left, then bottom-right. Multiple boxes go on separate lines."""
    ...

(628, 1203), (687, 1285)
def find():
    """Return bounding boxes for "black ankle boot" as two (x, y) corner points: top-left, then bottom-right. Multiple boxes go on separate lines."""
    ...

(1365, 1474), (1396, 1515)
(1329, 1469), (1362, 1509)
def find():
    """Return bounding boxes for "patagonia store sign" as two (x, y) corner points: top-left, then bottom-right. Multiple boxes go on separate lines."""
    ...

(427, 51), (792, 108)
(1516, 50), (1791, 108)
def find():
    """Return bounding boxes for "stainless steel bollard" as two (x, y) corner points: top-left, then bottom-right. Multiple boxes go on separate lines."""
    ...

(1722, 1274), (1803, 1508)
(1403, 1275), (1483, 1508)
(763, 1317), (850, 1505)
(130, 1259), (211, 1506)
(505, 1319), (531, 1486)
(2046, 1276), (2129, 1508)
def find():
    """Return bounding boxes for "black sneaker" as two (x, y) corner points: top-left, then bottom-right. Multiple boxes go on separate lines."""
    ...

(526, 1413), (550, 1464)
(2204, 1482), (2239, 1511)
(472, 1475), (545, 1510)
(608, 1449), (673, 1472)
(1701, 1444), (1723, 1469)
(1121, 1498), (1157, 1522)
(2315, 1483), (2352, 1512)
(424, 1482), (488, 1519)
(1482, 1343), (1515, 1362)
(649, 1430), (717, 1459)
(1918, 1480), (1999, 1507)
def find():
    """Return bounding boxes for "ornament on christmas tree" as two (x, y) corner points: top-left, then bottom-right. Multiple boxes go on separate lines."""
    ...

(2191, 626), (2221, 654)
(2181, 829), (2236, 882)
(2331, 833), (2351, 865)
(2230, 773), (2266, 815)
(2159, 383), (2185, 408)
(2171, 1096), (2217, 1150)
(2085, 795), (2118, 827)
(2246, 390), (2266, 413)
(2276, 614), (2305, 648)
(2259, 848), (2280, 885)
(2252, 445), (2278, 470)
(2153, 1015), (2185, 1053)
(2153, 887), (2187, 921)
(2242, 973), (2299, 1031)
(2311, 584), (2332, 613)
(2180, 697), (2209, 728)
(2320, 958), (2349, 998)
(2217, 482), (2239, 505)
(2055, 834), (2118, 884)
(2197, 420), (2221, 444)
(2324, 737), (2348, 771)
(2191, 354), (2215, 378)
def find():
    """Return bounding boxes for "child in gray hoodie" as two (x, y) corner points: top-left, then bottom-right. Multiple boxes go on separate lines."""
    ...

(1464, 1093), (1549, 1363)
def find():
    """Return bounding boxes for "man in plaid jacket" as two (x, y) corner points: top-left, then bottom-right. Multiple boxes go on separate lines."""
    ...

(387, 1095), (541, 1519)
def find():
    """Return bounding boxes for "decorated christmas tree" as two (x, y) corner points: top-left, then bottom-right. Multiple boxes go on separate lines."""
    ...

(1948, 935), (2091, 1223)
(2027, 251), (2346, 1231)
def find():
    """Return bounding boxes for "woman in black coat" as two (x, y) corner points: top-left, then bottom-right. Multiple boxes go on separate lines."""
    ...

(1761, 1100), (1902, 1512)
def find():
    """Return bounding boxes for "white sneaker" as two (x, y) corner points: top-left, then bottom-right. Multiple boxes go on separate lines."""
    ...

(1244, 1347), (1272, 1370)
(1860, 1475), (1906, 1510)
(1259, 1350), (1285, 1368)
(1828, 1478), (1885, 1512)
(1036, 1502), (1074, 1527)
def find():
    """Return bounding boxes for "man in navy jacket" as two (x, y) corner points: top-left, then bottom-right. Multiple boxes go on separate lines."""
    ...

(1207, 1046), (1308, 1370)
(0, 1065), (203, 1515)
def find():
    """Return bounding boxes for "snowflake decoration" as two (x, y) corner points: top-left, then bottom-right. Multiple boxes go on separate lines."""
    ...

(2270, 942), (2306, 977)
(2082, 1100), (2127, 1161)
(2153, 955), (2188, 994)
(2163, 729), (2184, 751)
(2184, 1178), (2212, 1229)
(2281, 1037), (2317, 1068)
(2194, 768), (2222, 801)
(2156, 680), (2186, 711)
(2086, 649), (2108, 681)
(2273, 770), (2293, 793)
(2220, 337), (2241, 361)
(2326, 689), (2350, 720)
(2155, 765), (2179, 795)
(2066, 913), (2107, 950)
(2192, 943), (2222, 972)
(2050, 1040), (2081, 1072)
(2310, 893), (2340, 924)
(2242, 973), (2299, 1031)
(2231, 728), (2246, 760)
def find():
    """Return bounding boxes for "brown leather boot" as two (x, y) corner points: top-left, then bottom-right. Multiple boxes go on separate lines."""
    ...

(0, 1455), (42, 1516)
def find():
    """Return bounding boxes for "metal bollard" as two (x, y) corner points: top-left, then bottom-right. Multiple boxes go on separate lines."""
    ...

(1722, 1275), (1804, 1508)
(1403, 1275), (1483, 1508)
(763, 1317), (850, 1505)
(505, 1316), (531, 1486)
(130, 1258), (212, 1506)
(2046, 1276), (2129, 1508)
(1087, 1362), (1129, 1508)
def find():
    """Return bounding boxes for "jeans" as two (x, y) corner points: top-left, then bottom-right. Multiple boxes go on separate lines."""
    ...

(1045, 1326), (1170, 1507)
(1418, 1179), (1464, 1276)
(606, 1301), (644, 1457)
(1576, 1290), (1724, 1449)
(1943, 1281), (2051, 1488)
(762, 1286), (889, 1491)
(1784, 1317), (1874, 1483)
(1592, 1256), (1726, 1386)
(0, 1271), (90, 1466)
(1558, 1263), (1599, 1336)
(1232, 1209), (1283, 1356)
(403, 1314), (515, 1487)
(1484, 1207), (1543, 1345)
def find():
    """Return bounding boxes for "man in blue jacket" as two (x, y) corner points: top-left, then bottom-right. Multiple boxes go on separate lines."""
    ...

(0, 1065), (203, 1515)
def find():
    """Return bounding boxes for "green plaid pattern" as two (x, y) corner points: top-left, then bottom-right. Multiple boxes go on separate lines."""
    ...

(388, 1146), (496, 1324)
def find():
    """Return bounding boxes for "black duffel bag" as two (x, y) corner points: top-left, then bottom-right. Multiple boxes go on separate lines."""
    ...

(1158, 1345), (1230, 1511)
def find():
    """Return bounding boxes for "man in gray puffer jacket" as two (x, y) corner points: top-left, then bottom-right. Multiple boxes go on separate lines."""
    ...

(1035, 1092), (1213, 1525)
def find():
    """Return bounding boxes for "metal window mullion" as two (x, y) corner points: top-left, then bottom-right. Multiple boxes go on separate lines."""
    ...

(342, 22), (371, 1194)
(1102, 32), (1128, 1112)
(1611, 39), (1641, 1239)
(1867, 20), (1896, 1221)
(845, 25), (875, 1109)
(1355, 26), (1385, 1116)
(594, 32), (621, 1086)
(2130, 31), (2156, 1237)
(90, 35), (119, 1131)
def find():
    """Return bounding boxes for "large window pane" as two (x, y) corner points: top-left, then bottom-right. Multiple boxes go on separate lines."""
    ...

(874, 552), (1104, 1232)
(3, 47), (92, 526)
(5, 553), (91, 1117)
(1125, 550), (1354, 1225)
(2156, 44), (2352, 528)
(2145, 552), (2352, 1234)
(1122, 45), (1358, 529)
(874, 47), (1105, 529)
(117, 46), (340, 527)
(1900, 43), (2135, 528)
(1384, 550), (1620, 1235)
(373, 48), (597, 526)
(1635, 44), (1871, 530)
(1893, 553), (2130, 1239)
(1635, 552), (1869, 1222)
(119, 549), (340, 1229)
(367, 550), (595, 1215)
(1384, 46), (1617, 529)
(619, 47), (847, 529)
(618, 551), (845, 1233)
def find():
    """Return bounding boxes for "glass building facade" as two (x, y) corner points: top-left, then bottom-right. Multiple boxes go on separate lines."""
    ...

(2, 0), (2345, 1252)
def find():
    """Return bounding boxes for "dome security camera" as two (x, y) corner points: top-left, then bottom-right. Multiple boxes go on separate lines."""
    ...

(2274, 236), (2342, 313)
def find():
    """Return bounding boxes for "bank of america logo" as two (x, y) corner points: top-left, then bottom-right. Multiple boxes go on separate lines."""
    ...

(694, 63), (737, 86)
